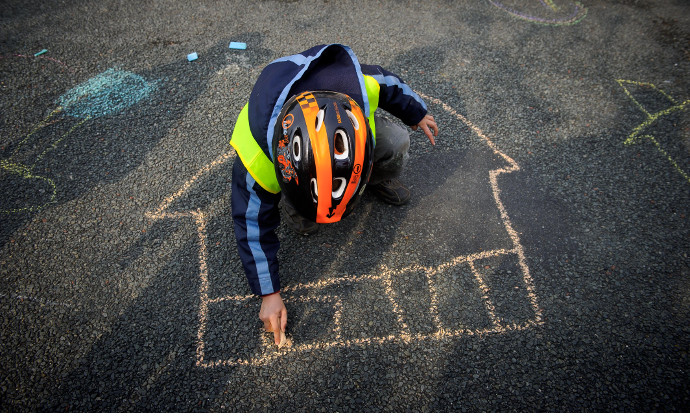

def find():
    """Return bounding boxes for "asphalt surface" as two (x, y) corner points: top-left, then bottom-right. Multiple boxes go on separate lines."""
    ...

(1, 0), (689, 412)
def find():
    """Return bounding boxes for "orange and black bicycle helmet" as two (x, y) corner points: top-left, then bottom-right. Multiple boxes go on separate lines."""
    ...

(273, 91), (374, 223)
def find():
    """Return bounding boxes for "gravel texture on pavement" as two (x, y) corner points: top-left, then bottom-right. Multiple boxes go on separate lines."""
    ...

(1, 0), (688, 412)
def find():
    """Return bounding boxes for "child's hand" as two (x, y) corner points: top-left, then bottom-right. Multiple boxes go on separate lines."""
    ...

(260, 292), (287, 346)
(410, 114), (439, 146)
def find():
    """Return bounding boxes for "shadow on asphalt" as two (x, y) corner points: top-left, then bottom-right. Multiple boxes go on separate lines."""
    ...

(43, 44), (578, 411)
(0, 38), (252, 247)
(13, 35), (272, 411)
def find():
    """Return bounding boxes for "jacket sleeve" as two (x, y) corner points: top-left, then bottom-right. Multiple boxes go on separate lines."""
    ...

(231, 157), (282, 296)
(361, 64), (428, 127)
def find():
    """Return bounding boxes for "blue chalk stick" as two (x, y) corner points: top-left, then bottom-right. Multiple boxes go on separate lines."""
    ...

(187, 52), (198, 61)
(34, 49), (48, 57)
(229, 42), (247, 50)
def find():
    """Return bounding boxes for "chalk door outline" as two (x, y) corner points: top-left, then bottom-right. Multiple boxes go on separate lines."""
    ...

(146, 95), (544, 368)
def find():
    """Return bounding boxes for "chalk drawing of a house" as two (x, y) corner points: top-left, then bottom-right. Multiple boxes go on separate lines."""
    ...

(147, 94), (543, 367)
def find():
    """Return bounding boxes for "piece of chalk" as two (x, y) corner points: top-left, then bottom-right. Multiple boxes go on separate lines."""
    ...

(187, 52), (198, 61)
(278, 330), (288, 348)
(229, 42), (247, 50)
(34, 49), (48, 57)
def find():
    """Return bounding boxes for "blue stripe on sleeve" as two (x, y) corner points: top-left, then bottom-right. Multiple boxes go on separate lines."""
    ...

(245, 172), (275, 295)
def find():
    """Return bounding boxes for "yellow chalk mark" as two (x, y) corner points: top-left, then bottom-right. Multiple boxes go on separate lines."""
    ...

(617, 79), (690, 184)
(642, 135), (690, 184)
(35, 115), (91, 165)
(544, 0), (559, 12)
(8, 107), (64, 161)
(624, 101), (690, 146)
(1, 107), (91, 214)
(617, 80), (678, 119)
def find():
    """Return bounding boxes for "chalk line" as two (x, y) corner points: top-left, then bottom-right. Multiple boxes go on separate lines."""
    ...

(487, 0), (588, 26)
(617, 79), (690, 184)
(146, 94), (543, 367)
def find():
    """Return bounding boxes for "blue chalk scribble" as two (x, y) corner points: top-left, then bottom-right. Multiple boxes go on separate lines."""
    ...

(58, 68), (157, 118)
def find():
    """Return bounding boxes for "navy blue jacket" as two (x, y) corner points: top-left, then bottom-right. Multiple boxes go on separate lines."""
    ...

(231, 44), (428, 296)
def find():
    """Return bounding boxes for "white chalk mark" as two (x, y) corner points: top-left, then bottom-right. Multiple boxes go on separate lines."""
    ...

(147, 95), (543, 367)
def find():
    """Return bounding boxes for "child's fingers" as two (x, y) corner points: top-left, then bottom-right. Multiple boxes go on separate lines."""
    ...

(424, 116), (439, 136)
(271, 316), (281, 345)
(422, 124), (436, 145)
(430, 120), (439, 136)
(280, 307), (288, 333)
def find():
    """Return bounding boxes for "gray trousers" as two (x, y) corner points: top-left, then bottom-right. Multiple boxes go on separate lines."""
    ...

(369, 113), (410, 185)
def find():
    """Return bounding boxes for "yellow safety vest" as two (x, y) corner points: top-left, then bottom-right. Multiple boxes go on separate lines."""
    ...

(230, 75), (380, 194)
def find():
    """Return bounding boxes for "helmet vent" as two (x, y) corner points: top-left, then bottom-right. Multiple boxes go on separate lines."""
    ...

(334, 129), (349, 159)
(345, 110), (360, 130)
(292, 135), (302, 161)
(315, 109), (325, 132)
(332, 177), (347, 199)
(310, 178), (318, 203)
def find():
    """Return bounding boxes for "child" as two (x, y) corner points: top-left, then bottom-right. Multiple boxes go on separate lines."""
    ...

(229, 44), (438, 345)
